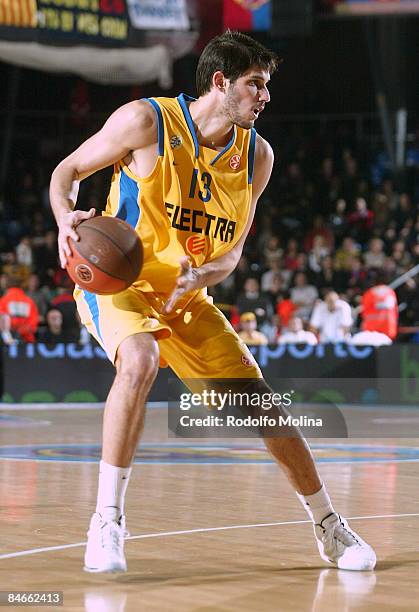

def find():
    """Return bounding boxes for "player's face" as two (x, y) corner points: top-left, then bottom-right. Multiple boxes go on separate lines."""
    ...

(223, 67), (271, 129)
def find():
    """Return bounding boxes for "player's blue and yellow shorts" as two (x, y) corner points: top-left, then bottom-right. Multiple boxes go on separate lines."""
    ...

(75, 287), (262, 380)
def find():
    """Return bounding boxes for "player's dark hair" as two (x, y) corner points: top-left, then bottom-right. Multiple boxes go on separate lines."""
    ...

(196, 30), (280, 97)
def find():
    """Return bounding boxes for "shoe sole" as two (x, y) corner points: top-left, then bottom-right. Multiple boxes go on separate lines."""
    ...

(83, 564), (127, 573)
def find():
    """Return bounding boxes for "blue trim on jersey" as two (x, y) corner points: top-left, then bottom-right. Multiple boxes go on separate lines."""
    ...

(116, 171), (141, 229)
(248, 128), (257, 184)
(177, 93), (199, 158)
(145, 98), (164, 156)
(83, 291), (103, 342)
(210, 126), (237, 166)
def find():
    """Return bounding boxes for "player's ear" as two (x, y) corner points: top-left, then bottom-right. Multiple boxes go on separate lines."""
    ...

(213, 71), (227, 93)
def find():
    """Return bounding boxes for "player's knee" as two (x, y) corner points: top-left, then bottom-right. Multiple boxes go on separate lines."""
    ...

(241, 378), (289, 420)
(115, 334), (159, 389)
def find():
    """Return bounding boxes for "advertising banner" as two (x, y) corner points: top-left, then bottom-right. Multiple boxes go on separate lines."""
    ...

(0, 0), (129, 44)
(127, 0), (189, 30)
(2, 343), (418, 406)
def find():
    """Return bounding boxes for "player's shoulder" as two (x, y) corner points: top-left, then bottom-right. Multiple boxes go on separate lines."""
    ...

(104, 99), (158, 149)
(255, 133), (274, 162)
(251, 132), (274, 192)
(112, 99), (157, 132)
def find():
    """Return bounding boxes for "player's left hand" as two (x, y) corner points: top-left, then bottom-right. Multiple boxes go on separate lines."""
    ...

(162, 257), (200, 314)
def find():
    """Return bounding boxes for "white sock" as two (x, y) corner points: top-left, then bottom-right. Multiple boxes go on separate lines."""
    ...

(95, 460), (132, 521)
(296, 483), (336, 524)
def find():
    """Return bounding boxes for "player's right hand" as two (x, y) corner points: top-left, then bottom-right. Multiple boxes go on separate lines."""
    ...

(57, 207), (96, 268)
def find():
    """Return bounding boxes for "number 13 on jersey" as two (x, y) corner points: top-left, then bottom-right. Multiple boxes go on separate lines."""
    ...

(189, 169), (212, 203)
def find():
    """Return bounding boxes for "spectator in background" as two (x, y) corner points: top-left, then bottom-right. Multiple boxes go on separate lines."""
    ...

(308, 235), (330, 274)
(380, 178), (399, 211)
(371, 192), (390, 230)
(16, 236), (33, 269)
(0, 273), (8, 297)
(397, 278), (419, 327)
(236, 277), (273, 325)
(261, 257), (283, 292)
(237, 312), (268, 346)
(335, 236), (360, 271)
(26, 273), (50, 321)
(328, 198), (348, 243)
(303, 214), (334, 253)
(346, 256), (368, 297)
(279, 316), (318, 345)
(37, 308), (78, 344)
(284, 238), (300, 272)
(395, 192), (413, 230)
(50, 281), (80, 338)
(391, 240), (412, 272)
(263, 235), (283, 266)
(364, 238), (386, 270)
(360, 275), (398, 340)
(347, 197), (374, 243)
(310, 291), (352, 343)
(1, 251), (30, 286)
(290, 272), (318, 321)
(265, 275), (285, 311)
(0, 277), (39, 342)
(276, 290), (297, 330)
(33, 230), (59, 285)
(312, 255), (349, 296)
(382, 220), (398, 251)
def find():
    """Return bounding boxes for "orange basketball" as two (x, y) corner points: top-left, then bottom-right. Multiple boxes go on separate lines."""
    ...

(66, 216), (143, 295)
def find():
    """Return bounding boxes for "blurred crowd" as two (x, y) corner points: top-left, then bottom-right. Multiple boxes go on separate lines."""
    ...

(0, 121), (418, 346)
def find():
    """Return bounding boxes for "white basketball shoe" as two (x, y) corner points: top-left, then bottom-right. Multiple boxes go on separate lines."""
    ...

(84, 512), (127, 573)
(314, 513), (376, 571)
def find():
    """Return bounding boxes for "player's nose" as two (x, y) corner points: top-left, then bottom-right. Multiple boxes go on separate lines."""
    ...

(259, 86), (270, 103)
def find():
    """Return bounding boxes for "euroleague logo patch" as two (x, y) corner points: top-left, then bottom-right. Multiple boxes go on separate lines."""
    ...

(241, 354), (255, 367)
(229, 154), (241, 170)
(186, 235), (207, 256)
(75, 264), (93, 283)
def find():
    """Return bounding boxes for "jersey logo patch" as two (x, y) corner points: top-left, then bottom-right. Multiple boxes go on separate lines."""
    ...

(186, 235), (206, 256)
(229, 154), (241, 170)
(170, 135), (182, 149)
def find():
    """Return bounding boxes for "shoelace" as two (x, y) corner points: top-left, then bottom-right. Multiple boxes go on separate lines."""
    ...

(100, 521), (124, 553)
(322, 516), (361, 548)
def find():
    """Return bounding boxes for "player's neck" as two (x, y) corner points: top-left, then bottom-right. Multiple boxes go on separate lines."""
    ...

(189, 98), (234, 149)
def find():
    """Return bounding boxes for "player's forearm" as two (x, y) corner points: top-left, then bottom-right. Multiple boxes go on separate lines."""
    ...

(192, 251), (240, 288)
(49, 164), (80, 224)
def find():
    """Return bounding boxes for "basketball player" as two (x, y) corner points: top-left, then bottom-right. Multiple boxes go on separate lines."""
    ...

(50, 31), (376, 573)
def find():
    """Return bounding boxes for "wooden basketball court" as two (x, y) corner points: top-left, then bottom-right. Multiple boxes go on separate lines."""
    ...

(1, 404), (419, 611)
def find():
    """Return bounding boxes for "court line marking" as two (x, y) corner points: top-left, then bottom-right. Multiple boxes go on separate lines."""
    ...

(1, 512), (418, 561)
(2, 402), (419, 411)
(4, 458), (419, 465)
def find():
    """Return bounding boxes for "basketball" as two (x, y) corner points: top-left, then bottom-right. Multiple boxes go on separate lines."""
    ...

(66, 216), (143, 295)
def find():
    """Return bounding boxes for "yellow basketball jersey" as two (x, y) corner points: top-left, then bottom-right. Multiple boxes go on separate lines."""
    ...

(105, 94), (257, 294)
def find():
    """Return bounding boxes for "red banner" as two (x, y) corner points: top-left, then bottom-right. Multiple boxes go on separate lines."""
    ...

(223, 0), (271, 31)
